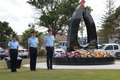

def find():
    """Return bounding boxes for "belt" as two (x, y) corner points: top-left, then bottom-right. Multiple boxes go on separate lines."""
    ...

(30, 47), (37, 49)
(10, 49), (17, 50)
(46, 46), (53, 48)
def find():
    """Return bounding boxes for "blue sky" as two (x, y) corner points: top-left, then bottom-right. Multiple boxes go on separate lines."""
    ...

(0, 0), (120, 36)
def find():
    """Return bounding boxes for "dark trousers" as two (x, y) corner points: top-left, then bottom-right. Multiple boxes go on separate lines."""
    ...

(30, 47), (37, 70)
(10, 49), (18, 72)
(46, 47), (54, 69)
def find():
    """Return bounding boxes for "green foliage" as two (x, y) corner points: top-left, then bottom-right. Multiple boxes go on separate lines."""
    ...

(0, 21), (15, 42)
(20, 27), (44, 49)
(38, 35), (44, 49)
(98, 0), (116, 43)
(113, 6), (120, 28)
(55, 39), (59, 43)
(38, 49), (45, 56)
(27, 0), (92, 36)
(98, 6), (120, 43)
(1, 60), (120, 80)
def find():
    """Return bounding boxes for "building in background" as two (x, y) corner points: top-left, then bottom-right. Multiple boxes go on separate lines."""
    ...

(55, 33), (67, 41)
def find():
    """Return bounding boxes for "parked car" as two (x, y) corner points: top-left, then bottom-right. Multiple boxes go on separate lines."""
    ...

(98, 44), (102, 47)
(58, 41), (67, 51)
(5, 46), (28, 58)
(41, 43), (59, 50)
(54, 46), (65, 56)
(0, 47), (5, 59)
(19, 46), (28, 58)
(40, 45), (65, 56)
(41, 45), (45, 50)
(98, 43), (120, 57)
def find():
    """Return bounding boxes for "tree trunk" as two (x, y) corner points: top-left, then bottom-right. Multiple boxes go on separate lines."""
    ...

(52, 31), (57, 38)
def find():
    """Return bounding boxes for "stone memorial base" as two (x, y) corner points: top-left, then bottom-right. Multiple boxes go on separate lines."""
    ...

(53, 57), (115, 65)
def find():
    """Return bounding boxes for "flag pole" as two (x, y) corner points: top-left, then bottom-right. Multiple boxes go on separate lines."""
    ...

(81, 0), (84, 47)
(81, 10), (83, 47)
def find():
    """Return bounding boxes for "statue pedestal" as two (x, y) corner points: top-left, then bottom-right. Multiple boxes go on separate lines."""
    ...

(53, 57), (115, 65)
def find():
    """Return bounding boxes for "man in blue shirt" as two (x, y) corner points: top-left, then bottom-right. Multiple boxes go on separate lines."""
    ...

(44, 29), (55, 70)
(8, 34), (19, 72)
(28, 30), (39, 71)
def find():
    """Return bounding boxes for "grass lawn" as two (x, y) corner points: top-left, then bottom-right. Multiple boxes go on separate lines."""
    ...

(0, 60), (120, 80)
(115, 59), (120, 62)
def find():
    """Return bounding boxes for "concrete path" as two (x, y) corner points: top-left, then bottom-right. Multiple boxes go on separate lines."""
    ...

(0, 57), (46, 62)
(23, 62), (120, 70)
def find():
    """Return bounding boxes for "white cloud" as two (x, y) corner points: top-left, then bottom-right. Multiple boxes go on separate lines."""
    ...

(86, 0), (120, 27)
(0, 0), (35, 35)
(0, 0), (120, 35)
(80, 0), (120, 37)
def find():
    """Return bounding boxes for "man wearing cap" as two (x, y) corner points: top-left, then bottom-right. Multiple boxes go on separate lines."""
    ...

(28, 30), (39, 71)
(8, 34), (20, 72)
(44, 29), (55, 70)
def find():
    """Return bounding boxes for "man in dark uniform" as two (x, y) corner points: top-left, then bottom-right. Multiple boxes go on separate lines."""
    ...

(44, 29), (55, 70)
(28, 30), (39, 71)
(8, 34), (19, 72)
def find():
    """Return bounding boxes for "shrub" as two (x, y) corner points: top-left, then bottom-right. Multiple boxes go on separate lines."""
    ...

(38, 49), (46, 56)
(55, 39), (59, 43)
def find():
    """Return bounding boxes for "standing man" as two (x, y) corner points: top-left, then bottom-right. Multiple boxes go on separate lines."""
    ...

(44, 29), (55, 70)
(8, 34), (19, 72)
(28, 30), (39, 71)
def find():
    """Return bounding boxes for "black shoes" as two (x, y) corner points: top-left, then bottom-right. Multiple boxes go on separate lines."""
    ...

(11, 71), (17, 72)
(47, 68), (53, 70)
(31, 70), (36, 71)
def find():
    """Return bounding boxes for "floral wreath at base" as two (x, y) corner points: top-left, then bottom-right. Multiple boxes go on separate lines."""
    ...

(55, 50), (113, 58)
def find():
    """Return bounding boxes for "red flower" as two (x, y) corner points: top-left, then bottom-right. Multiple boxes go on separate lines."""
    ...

(75, 55), (77, 57)
(77, 51), (80, 53)
(74, 52), (76, 54)
(90, 52), (92, 54)
(61, 55), (63, 57)
(106, 52), (108, 54)
(65, 52), (68, 54)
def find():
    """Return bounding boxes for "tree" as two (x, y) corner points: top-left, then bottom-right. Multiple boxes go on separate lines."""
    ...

(98, 0), (116, 43)
(20, 27), (43, 49)
(113, 6), (120, 29)
(98, 6), (120, 43)
(108, 6), (120, 40)
(27, 0), (92, 36)
(0, 21), (15, 42)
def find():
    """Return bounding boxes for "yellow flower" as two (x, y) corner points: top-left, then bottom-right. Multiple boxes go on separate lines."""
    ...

(104, 55), (107, 57)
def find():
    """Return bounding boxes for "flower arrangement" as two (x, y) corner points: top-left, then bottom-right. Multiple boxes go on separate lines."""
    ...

(55, 50), (113, 58)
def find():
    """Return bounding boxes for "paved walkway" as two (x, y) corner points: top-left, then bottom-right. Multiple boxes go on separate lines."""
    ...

(0, 57), (46, 62)
(23, 62), (120, 69)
